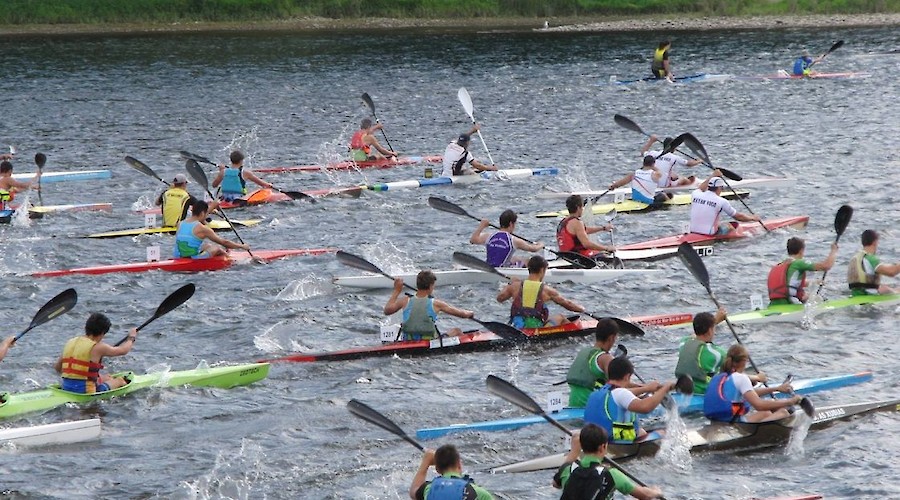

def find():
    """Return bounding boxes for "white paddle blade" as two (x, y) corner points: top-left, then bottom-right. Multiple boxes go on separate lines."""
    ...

(458, 87), (475, 119)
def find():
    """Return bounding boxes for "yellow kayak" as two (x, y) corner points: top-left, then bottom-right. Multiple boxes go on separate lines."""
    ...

(86, 219), (263, 239)
(536, 191), (749, 218)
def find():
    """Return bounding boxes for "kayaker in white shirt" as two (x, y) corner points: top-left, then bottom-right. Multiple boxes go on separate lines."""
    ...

(441, 125), (497, 177)
(640, 135), (701, 187)
(689, 171), (759, 236)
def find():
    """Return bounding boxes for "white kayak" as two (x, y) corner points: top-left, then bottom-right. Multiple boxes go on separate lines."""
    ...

(365, 168), (558, 191)
(0, 418), (101, 446)
(538, 176), (796, 200)
(25, 203), (112, 214)
(12, 170), (112, 183)
(334, 267), (662, 289)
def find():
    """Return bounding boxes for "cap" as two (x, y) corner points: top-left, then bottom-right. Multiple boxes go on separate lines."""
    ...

(801, 49), (810, 57)
(173, 173), (189, 184)
(708, 177), (725, 188)
(457, 134), (470, 145)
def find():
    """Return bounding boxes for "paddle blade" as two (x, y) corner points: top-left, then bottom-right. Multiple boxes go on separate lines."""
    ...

(486, 374), (543, 415)
(17, 288), (77, 340)
(604, 209), (617, 223)
(347, 399), (424, 451)
(662, 134), (685, 156)
(615, 343), (627, 358)
(675, 374), (694, 395)
(613, 317), (645, 337)
(34, 153), (47, 169)
(834, 205), (853, 237)
(457, 87), (475, 120)
(427, 196), (473, 219)
(678, 242), (711, 292)
(452, 252), (505, 277)
(613, 114), (644, 135)
(125, 156), (165, 184)
(136, 283), (196, 332)
(677, 133), (710, 165)
(361, 92), (375, 114)
(473, 319), (529, 342)
(336, 250), (385, 276)
(179, 151), (215, 166)
(718, 167), (743, 182)
(799, 397), (815, 418)
(826, 40), (844, 55)
(184, 159), (211, 191)
(274, 189), (313, 202)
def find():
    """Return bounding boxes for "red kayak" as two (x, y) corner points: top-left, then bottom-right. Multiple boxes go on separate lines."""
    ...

(259, 312), (694, 363)
(32, 248), (336, 277)
(256, 155), (441, 174)
(617, 216), (809, 251)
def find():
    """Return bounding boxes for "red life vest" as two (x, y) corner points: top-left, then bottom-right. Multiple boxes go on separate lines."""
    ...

(767, 259), (807, 302)
(349, 129), (370, 155)
(556, 216), (587, 254)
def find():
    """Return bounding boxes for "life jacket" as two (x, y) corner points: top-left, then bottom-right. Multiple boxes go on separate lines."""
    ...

(161, 188), (191, 227)
(350, 129), (371, 161)
(425, 475), (478, 500)
(60, 336), (103, 385)
(847, 250), (880, 292)
(584, 383), (638, 443)
(674, 338), (714, 394)
(559, 458), (616, 500)
(767, 258), (808, 302)
(174, 220), (204, 258)
(509, 280), (548, 328)
(0, 189), (10, 210)
(651, 47), (668, 74)
(220, 167), (247, 198)
(557, 216), (587, 254)
(704, 371), (751, 422)
(401, 297), (438, 340)
(566, 347), (608, 392)
(485, 231), (515, 268)
(451, 145), (469, 176)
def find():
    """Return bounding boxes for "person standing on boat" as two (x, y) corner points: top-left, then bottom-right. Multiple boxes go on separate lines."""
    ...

(791, 49), (821, 77)
(608, 156), (672, 205)
(384, 271), (474, 340)
(557, 195), (615, 257)
(689, 171), (759, 236)
(497, 255), (585, 329)
(640, 136), (701, 187)
(409, 444), (493, 500)
(0, 336), (15, 362)
(156, 173), (219, 227)
(847, 229), (900, 295)
(584, 357), (675, 443)
(0, 160), (40, 210)
(350, 119), (397, 162)
(212, 150), (274, 203)
(173, 200), (249, 259)
(441, 126), (497, 177)
(674, 308), (729, 395)
(553, 423), (664, 500)
(651, 41), (673, 81)
(768, 237), (838, 305)
(704, 344), (801, 423)
(53, 313), (138, 393)
(566, 318), (620, 408)
(470, 209), (544, 268)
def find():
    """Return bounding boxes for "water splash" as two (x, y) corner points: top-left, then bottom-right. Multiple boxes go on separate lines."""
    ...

(785, 412), (812, 456)
(222, 128), (261, 168)
(358, 241), (417, 275)
(276, 274), (332, 302)
(179, 439), (266, 500)
(11, 193), (33, 227)
(655, 402), (692, 471)
(131, 194), (154, 212)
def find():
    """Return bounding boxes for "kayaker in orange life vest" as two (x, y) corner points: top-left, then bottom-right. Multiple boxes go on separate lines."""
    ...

(53, 313), (139, 393)
(556, 195), (614, 257)
(496, 255), (585, 329)
(350, 118), (398, 162)
(767, 237), (838, 305)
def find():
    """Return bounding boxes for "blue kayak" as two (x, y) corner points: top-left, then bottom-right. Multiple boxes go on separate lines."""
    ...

(612, 73), (732, 85)
(12, 170), (111, 183)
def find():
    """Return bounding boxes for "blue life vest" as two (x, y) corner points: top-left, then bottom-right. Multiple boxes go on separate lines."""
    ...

(792, 56), (813, 76)
(426, 475), (477, 500)
(704, 371), (751, 421)
(173, 221), (204, 258)
(584, 384), (639, 443)
(221, 167), (246, 199)
(486, 231), (515, 267)
(401, 297), (438, 340)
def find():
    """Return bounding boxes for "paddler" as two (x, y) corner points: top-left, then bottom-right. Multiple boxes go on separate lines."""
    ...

(409, 444), (494, 500)
(384, 271), (474, 340)
(689, 170), (759, 235)
(650, 40), (673, 81)
(155, 173), (219, 227)
(767, 237), (838, 305)
(440, 126), (497, 177)
(556, 195), (615, 257)
(496, 255), (585, 329)
(608, 155), (673, 206)
(553, 423), (664, 500)
(640, 135), (701, 187)
(566, 318), (620, 407)
(792, 49), (820, 77)
(350, 118), (397, 162)
(703, 344), (801, 423)
(0, 160), (41, 210)
(211, 150), (274, 202)
(847, 229), (900, 295)
(584, 357), (675, 442)
(173, 200), (250, 259)
(470, 209), (544, 268)
(674, 308), (731, 395)
(0, 336), (15, 362)
(53, 313), (138, 393)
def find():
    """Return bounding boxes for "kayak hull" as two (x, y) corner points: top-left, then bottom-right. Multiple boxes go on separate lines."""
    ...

(256, 155), (442, 173)
(538, 177), (796, 202)
(366, 168), (558, 191)
(12, 170), (111, 183)
(333, 267), (662, 289)
(26, 203), (113, 214)
(725, 293), (900, 325)
(536, 191), (750, 217)
(0, 418), (102, 446)
(617, 216), (809, 251)
(735, 71), (871, 81)
(86, 219), (262, 239)
(612, 73), (732, 85)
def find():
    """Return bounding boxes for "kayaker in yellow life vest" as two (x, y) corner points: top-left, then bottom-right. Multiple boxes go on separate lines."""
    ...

(211, 150), (273, 203)
(383, 271), (474, 341)
(651, 40), (673, 81)
(154, 173), (219, 228)
(174, 200), (250, 259)
(350, 118), (398, 162)
(847, 229), (900, 295)
(496, 255), (585, 329)
(53, 313), (138, 394)
(0, 160), (41, 210)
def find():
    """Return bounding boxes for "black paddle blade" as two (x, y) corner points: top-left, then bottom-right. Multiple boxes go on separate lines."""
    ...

(613, 114), (644, 135)
(834, 205), (853, 237)
(135, 283), (196, 332)
(799, 397), (815, 418)
(612, 317), (645, 337)
(347, 399), (424, 451)
(677, 133), (710, 165)
(486, 374), (543, 415)
(615, 343), (627, 358)
(34, 153), (47, 169)
(427, 196), (473, 219)
(675, 374), (694, 395)
(184, 159), (211, 191)
(16, 288), (77, 340)
(361, 92), (375, 114)
(718, 167), (743, 182)
(452, 252), (505, 277)
(678, 242), (712, 292)
(278, 190), (314, 202)
(826, 40), (844, 55)
(125, 155), (165, 184)
(473, 319), (529, 342)
(662, 134), (685, 156)
(335, 250), (385, 276)
(179, 150), (215, 166)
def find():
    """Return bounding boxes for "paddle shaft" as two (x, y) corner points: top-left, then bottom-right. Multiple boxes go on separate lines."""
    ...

(35, 156), (43, 206)
(705, 288), (769, 388)
(459, 90), (496, 165)
(809, 40), (844, 68)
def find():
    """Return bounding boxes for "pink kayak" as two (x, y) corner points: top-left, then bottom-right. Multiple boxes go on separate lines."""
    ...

(256, 155), (441, 174)
(618, 216), (810, 251)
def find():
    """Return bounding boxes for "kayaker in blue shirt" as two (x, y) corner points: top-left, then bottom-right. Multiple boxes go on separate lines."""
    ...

(470, 209), (544, 268)
(173, 200), (249, 259)
(410, 444), (493, 500)
(212, 150), (274, 202)
(792, 50), (821, 76)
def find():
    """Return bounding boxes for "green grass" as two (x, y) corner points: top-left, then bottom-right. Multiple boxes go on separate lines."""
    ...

(0, 0), (897, 25)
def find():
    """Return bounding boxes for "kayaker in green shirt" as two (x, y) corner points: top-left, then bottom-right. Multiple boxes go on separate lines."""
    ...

(767, 237), (837, 305)
(553, 423), (663, 499)
(674, 308), (727, 395)
(410, 444), (493, 500)
(566, 318), (619, 408)
(847, 229), (900, 296)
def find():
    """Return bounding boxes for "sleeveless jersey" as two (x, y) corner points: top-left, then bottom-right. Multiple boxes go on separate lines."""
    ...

(161, 188), (191, 227)
(557, 216), (586, 254)
(220, 167), (247, 198)
(486, 231), (515, 268)
(401, 297), (438, 340)
(847, 250), (880, 294)
(350, 129), (371, 161)
(509, 280), (548, 328)
(174, 221), (204, 258)
(630, 168), (657, 204)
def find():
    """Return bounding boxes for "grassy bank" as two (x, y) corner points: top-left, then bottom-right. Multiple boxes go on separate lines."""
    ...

(0, 0), (898, 25)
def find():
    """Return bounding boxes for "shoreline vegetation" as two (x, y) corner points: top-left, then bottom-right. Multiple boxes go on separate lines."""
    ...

(0, 1), (898, 36)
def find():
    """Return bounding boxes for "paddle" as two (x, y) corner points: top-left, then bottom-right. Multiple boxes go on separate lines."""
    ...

(113, 283), (196, 346)
(457, 87), (495, 165)
(809, 40), (844, 69)
(485, 374), (664, 498)
(179, 151), (313, 202)
(604, 209), (623, 269)
(15, 288), (77, 342)
(452, 251), (645, 337)
(34, 153), (46, 206)
(335, 250), (528, 342)
(347, 399), (424, 451)
(428, 196), (597, 269)
(361, 93), (395, 153)
(124, 155), (170, 186)
(815, 205), (853, 297)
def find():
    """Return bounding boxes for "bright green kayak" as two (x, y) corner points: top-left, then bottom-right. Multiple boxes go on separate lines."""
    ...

(697, 294), (900, 326)
(0, 363), (269, 420)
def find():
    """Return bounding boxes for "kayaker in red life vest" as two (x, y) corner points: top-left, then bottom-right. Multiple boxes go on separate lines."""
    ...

(410, 444), (493, 500)
(383, 271), (473, 341)
(350, 118), (397, 162)
(847, 229), (900, 295)
(496, 255), (585, 329)
(54, 313), (138, 394)
(212, 150), (273, 202)
(767, 237), (838, 305)
(470, 209), (543, 268)
(556, 195), (614, 257)
(0, 336), (15, 363)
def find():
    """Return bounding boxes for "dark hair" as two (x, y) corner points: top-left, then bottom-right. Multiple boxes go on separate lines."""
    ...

(565, 195), (583, 214)
(862, 229), (878, 247)
(658, 41), (670, 49)
(722, 344), (748, 373)
(0, 161), (12, 174)
(230, 150), (245, 164)
(191, 199), (209, 216)
(594, 318), (619, 342)
(434, 444), (460, 473)
(361, 118), (373, 129)
(692, 312), (716, 335)
(416, 270), (437, 290)
(607, 357), (634, 380)
(34, 153), (47, 166)
(85, 312), (112, 336)
(527, 255), (548, 274)
(579, 423), (608, 454)
(643, 155), (656, 167)
(499, 209), (517, 229)
(786, 237), (805, 255)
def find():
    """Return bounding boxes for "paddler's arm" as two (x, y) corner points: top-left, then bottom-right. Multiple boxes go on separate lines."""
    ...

(469, 159), (497, 172)
(572, 220), (614, 252)
(626, 381), (675, 414)
(744, 388), (801, 411)
(242, 170), (274, 190)
(196, 225), (249, 251)
(433, 299), (474, 319)
(875, 261), (900, 278)
(0, 336), (14, 362)
(608, 173), (634, 191)
(95, 327), (139, 357)
(409, 448), (436, 500)
(211, 165), (225, 188)
(496, 279), (519, 303)
(366, 134), (398, 158)
(513, 237), (543, 252)
(53, 355), (63, 374)
(640, 135), (658, 155)
(552, 430), (583, 489)
(469, 219), (491, 244)
(813, 243), (839, 271)
(544, 286), (585, 313)
(383, 279), (409, 315)
(698, 170), (719, 192)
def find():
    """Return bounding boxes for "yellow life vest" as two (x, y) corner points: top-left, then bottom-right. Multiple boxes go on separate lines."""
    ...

(161, 188), (191, 227)
(60, 336), (103, 382)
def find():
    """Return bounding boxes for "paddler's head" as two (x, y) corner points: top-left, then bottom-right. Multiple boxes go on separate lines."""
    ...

(527, 255), (549, 279)
(722, 344), (749, 373)
(861, 229), (879, 250)
(361, 118), (373, 130)
(658, 40), (671, 50)
(786, 237), (806, 257)
(172, 173), (189, 189)
(415, 270), (437, 293)
(456, 133), (471, 148)
(433, 444), (463, 474)
(692, 311), (717, 338)
(565, 194), (583, 215)
(594, 318), (619, 349)
(499, 209), (517, 230)
(642, 155), (656, 169)
(577, 423), (609, 455)
(801, 49), (810, 57)
(230, 150), (245, 167)
(707, 176), (725, 193)
(0, 161), (12, 175)
(190, 200), (210, 220)
(84, 312), (112, 339)
(607, 356), (634, 384)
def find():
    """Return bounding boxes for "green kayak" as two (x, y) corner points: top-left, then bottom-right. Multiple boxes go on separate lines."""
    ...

(0, 362), (269, 420)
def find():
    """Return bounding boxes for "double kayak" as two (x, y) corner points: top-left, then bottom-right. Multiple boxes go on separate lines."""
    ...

(724, 293), (900, 325)
(538, 177), (795, 202)
(32, 248), (335, 277)
(260, 314), (694, 364)
(617, 216), (809, 251)
(492, 395), (899, 473)
(415, 371), (873, 440)
(255, 155), (442, 173)
(0, 419), (101, 446)
(611, 73), (732, 85)
(536, 190), (749, 217)
(365, 168), (558, 191)
(12, 170), (112, 183)
(86, 219), (262, 239)
(0, 363), (270, 420)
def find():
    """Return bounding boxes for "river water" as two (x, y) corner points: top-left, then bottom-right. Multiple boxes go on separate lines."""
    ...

(0, 25), (898, 499)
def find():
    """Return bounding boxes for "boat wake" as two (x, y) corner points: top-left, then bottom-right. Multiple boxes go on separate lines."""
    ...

(276, 274), (332, 301)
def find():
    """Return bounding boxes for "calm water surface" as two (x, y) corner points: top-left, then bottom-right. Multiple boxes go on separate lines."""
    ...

(0, 25), (899, 499)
